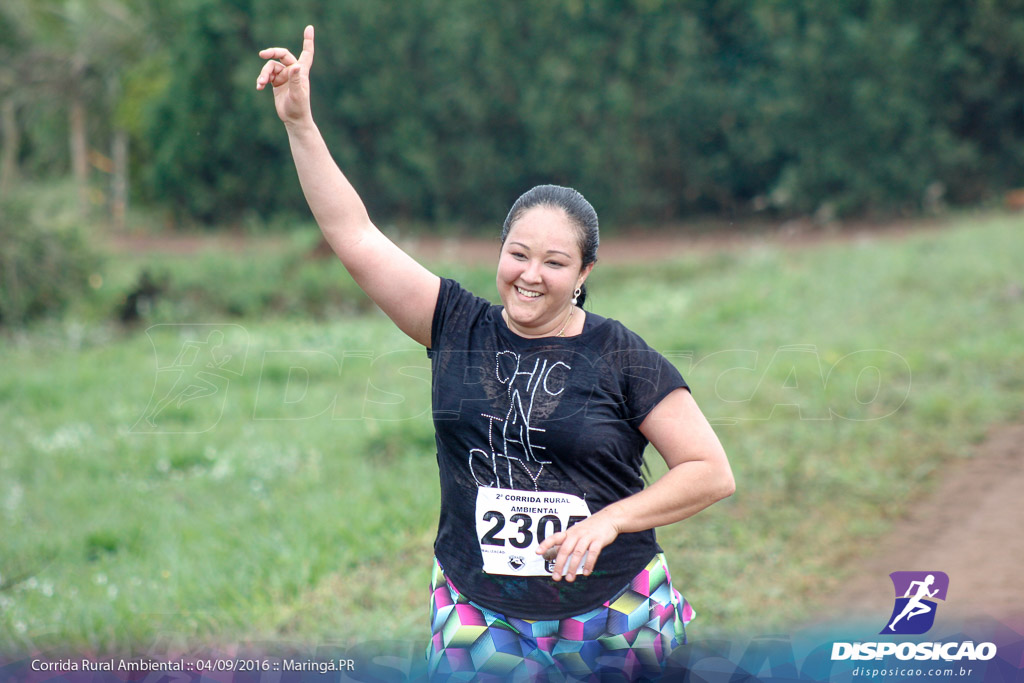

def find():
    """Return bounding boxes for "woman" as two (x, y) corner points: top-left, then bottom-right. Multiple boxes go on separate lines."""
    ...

(257, 26), (734, 680)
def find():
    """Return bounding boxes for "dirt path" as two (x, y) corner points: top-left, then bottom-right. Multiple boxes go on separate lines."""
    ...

(390, 217), (944, 266)
(818, 422), (1024, 630)
(106, 216), (942, 264)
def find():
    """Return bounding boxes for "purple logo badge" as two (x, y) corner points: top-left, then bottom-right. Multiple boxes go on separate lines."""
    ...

(880, 571), (949, 635)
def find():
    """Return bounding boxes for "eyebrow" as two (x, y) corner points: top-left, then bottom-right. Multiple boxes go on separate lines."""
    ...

(508, 241), (573, 259)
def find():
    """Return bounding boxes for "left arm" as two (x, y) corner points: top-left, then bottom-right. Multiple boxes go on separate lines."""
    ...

(537, 388), (735, 581)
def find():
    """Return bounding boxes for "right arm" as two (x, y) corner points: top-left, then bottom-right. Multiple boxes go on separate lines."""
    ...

(257, 26), (440, 347)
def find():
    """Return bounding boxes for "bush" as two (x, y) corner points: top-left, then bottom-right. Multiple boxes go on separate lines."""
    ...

(115, 236), (376, 324)
(0, 197), (103, 326)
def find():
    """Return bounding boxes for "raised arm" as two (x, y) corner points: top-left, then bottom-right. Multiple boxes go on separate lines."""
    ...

(256, 26), (440, 346)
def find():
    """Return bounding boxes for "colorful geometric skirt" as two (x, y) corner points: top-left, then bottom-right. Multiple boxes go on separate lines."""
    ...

(426, 553), (694, 681)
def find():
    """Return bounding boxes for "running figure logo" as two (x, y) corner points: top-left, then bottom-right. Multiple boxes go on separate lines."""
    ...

(132, 324), (248, 434)
(880, 571), (949, 635)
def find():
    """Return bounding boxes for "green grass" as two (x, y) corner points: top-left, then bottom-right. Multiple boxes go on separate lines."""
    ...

(2, 211), (1023, 655)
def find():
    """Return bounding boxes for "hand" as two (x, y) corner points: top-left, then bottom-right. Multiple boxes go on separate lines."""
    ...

(536, 510), (620, 582)
(256, 25), (316, 126)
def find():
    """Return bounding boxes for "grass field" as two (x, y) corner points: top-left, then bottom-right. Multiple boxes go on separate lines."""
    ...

(2, 211), (1023, 656)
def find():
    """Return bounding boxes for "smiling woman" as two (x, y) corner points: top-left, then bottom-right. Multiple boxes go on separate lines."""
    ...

(497, 196), (593, 339)
(257, 25), (734, 680)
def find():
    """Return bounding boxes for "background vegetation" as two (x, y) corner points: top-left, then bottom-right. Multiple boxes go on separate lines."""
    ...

(2, 0), (1024, 230)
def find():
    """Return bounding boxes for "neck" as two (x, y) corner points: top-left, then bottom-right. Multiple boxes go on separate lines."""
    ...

(503, 306), (578, 339)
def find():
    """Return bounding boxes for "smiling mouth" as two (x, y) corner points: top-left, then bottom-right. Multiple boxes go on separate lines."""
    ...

(515, 286), (543, 299)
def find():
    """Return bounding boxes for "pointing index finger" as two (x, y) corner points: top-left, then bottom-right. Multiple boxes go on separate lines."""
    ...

(298, 25), (315, 69)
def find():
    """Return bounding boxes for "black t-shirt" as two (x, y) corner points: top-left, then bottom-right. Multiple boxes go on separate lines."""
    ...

(427, 278), (688, 619)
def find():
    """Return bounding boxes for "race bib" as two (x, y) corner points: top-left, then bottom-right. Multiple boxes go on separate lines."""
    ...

(475, 487), (591, 576)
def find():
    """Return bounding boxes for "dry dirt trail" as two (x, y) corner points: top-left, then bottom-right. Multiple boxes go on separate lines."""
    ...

(816, 422), (1024, 631)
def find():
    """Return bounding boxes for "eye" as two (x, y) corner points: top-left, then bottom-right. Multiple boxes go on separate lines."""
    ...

(510, 252), (527, 260)
(546, 260), (565, 268)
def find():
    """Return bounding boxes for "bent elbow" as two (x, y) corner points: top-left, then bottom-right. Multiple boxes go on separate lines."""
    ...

(719, 472), (736, 501)
(715, 462), (736, 501)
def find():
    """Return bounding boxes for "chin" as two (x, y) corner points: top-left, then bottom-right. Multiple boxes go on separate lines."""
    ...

(504, 302), (542, 327)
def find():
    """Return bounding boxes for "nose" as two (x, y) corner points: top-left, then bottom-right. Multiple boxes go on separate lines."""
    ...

(521, 258), (543, 284)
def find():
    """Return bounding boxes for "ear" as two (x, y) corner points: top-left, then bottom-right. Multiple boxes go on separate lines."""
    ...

(577, 262), (595, 288)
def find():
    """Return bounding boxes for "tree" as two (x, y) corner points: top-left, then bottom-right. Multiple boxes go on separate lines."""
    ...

(1, 0), (156, 222)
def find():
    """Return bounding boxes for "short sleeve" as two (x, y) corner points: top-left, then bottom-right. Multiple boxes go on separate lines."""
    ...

(427, 278), (493, 358)
(607, 324), (689, 425)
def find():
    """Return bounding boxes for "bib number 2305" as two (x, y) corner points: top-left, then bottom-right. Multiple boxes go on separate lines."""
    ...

(475, 487), (591, 576)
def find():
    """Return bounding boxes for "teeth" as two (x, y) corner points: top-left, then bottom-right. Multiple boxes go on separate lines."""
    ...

(516, 286), (542, 298)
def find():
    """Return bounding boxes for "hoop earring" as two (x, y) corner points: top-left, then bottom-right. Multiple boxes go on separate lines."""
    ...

(572, 287), (581, 306)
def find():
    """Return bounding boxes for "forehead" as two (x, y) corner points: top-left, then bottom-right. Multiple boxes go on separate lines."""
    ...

(505, 206), (580, 257)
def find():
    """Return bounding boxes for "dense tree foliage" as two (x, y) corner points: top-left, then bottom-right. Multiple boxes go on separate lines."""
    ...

(4, 0), (1024, 229)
